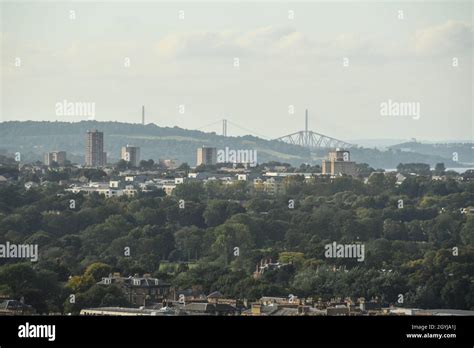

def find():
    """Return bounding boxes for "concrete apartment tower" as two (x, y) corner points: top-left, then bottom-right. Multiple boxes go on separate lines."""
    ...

(44, 151), (67, 166)
(121, 145), (141, 167)
(321, 149), (357, 177)
(85, 130), (106, 167)
(196, 146), (217, 166)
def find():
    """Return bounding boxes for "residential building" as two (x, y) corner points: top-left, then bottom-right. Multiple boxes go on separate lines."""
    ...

(196, 146), (217, 166)
(85, 130), (106, 167)
(43, 151), (67, 166)
(263, 177), (284, 195)
(109, 180), (121, 188)
(322, 149), (357, 177)
(159, 159), (179, 169)
(326, 305), (350, 316)
(0, 299), (36, 315)
(121, 145), (140, 167)
(97, 273), (171, 307)
(237, 174), (248, 181)
(182, 302), (237, 316)
(253, 178), (264, 192)
(80, 306), (176, 316)
(253, 258), (293, 279)
(66, 182), (137, 198)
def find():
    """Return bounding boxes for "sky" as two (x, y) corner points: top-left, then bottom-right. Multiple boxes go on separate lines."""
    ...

(1, 0), (473, 143)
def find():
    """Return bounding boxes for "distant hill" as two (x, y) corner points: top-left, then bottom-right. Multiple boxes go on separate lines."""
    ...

(0, 121), (310, 166)
(0, 121), (471, 169)
(346, 138), (409, 149)
(388, 142), (474, 165)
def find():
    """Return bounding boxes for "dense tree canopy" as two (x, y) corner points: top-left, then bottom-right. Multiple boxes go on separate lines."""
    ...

(0, 173), (473, 313)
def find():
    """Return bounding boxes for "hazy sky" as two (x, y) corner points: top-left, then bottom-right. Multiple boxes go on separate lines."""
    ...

(1, 1), (473, 142)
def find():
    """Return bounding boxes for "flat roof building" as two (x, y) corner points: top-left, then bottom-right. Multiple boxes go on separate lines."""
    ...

(44, 151), (66, 166)
(85, 130), (106, 167)
(322, 149), (357, 177)
(121, 145), (140, 167)
(196, 146), (217, 166)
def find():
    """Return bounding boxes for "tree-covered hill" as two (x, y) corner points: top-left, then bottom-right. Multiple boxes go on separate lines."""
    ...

(0, 121), (309, 165)
(0, 121), (470, 168)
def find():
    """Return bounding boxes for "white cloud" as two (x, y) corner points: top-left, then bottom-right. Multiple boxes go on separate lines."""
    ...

(154, 26), (395, 66)
(155, 21), (474, 64)
(155, 26), (310, 60)
(415, 20), (473, 56)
